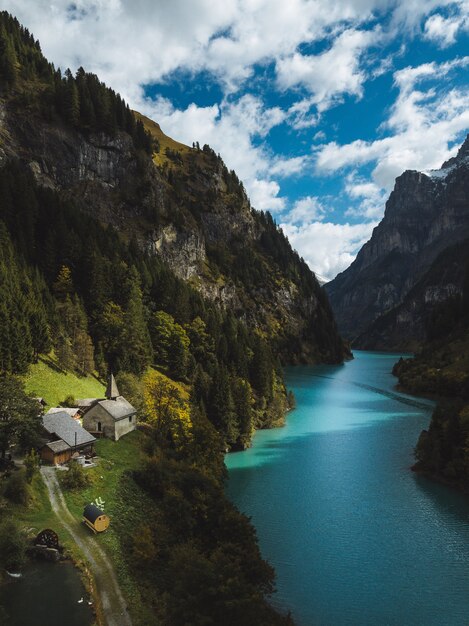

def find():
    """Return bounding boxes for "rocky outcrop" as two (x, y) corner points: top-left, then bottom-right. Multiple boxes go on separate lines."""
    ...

(326, 135), (469, 348)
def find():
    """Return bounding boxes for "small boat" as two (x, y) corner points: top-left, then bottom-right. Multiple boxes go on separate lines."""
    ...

(6, 571), (22, 578)
(77, 597), (84, 604)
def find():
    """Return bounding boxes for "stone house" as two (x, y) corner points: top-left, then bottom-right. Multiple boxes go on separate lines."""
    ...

(82, 374), (137, 441)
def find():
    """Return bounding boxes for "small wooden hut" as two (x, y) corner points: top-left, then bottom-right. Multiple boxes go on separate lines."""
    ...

(83, 504), (110, 533)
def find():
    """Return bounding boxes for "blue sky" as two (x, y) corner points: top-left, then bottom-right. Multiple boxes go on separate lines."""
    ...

(3, 0), (469, 279)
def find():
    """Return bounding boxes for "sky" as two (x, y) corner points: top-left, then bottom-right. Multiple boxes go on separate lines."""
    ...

(2, 1), (469, 281)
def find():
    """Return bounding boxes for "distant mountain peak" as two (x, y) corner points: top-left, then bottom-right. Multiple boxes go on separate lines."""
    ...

(326, 133), (469, 348)
(440, 133), (469, 170)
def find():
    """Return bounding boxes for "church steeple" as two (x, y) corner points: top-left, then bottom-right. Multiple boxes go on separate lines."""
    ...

(105, 372), (119, 400)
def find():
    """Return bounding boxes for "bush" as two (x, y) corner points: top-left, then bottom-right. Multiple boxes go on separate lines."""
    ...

(0, 517), (26, 570)
(62, 394), (76, 407)
(24, 448), (40, 483)
(3, 469), (29, 505)
(61, 461), (91, 490)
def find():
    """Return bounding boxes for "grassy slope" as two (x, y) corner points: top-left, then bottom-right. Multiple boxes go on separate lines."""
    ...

(134, 111), (190, 166)
(23, 357), (105, 407)
(61, 432), (154, 624)
(10, 433), (152, 625)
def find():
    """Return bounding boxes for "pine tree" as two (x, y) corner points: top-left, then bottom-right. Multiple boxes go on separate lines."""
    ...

(168, 328), (189, 380)
(208, 365), (238, 445)
(63, 70), (79, 126)
(121, 267), (153, 374)
(0, 25), (18, 87)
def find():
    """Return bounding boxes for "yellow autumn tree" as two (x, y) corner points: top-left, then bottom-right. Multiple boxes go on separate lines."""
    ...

(143, 370), (192, 447)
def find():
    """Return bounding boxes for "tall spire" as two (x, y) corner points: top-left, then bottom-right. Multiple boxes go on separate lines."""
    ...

(105, 372), (119, 400)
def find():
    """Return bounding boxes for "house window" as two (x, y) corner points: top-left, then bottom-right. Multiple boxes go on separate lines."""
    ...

(129, 416), (132, 423)
(97, 421), (102, 432)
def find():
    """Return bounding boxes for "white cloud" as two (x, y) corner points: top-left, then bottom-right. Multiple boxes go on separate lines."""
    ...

(423, 3), (469, 47)
(277, 28), (381, 113)
(281, 221), (377, 280)
(270, 156), (309, 177)
(288, 196), (326, 224)
(345, 175), (388, 218)
(316, 57), (469, 191)
(249, 179), (285, 212)
(0, 0), (386, 101)
(424, 13), (462, 46)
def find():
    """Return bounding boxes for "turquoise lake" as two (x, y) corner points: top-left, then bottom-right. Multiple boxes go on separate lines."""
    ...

(226, 351), (469, 625)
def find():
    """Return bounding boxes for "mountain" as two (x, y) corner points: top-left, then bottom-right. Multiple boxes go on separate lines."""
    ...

(0, 11), (348, 449)
(0, 17), (344, 367)
(326, 136), (469, 349)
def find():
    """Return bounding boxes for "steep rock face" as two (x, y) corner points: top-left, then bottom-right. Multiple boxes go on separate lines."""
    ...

(355, 239), (469, 350)
(0, 99), (345, 363)
(326, 136), (469, 347)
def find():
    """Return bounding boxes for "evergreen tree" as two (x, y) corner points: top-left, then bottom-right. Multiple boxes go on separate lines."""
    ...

(208, 365), (238, 445)
(0, 376), (41, 459)
(0, 25), (18, 87)
(64, 70), (79, 126)
(121, 267), (153, 375)
(168, 328), (190, 380)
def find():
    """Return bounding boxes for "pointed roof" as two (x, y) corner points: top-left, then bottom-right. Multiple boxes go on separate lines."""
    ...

(105, 373), (119, 400)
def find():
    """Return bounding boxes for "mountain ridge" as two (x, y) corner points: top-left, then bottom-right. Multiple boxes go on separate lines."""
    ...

(0, 55), (345, 365)
(326, 134), (469, 349)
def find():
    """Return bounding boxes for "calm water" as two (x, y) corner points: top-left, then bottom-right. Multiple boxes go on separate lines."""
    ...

(226, 351), (469, 626)
(0, 561), (93, 626)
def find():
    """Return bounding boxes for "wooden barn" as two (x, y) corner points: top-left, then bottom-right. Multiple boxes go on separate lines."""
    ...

(41, 440), (71, 465)
(83, 504), (110, 533)
(41, 411), (96, 464)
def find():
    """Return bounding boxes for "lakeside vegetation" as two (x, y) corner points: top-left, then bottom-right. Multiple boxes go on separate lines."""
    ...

(393, 254), (469, 492)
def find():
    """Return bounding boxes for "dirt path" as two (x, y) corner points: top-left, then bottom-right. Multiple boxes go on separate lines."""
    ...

(40, 467), (132, 626)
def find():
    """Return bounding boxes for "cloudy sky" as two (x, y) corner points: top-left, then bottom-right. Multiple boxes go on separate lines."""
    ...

(3, 1), (469, 280)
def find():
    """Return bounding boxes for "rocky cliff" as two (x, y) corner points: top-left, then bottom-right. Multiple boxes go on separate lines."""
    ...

(0, 47), (345, 364)
(326, 135), (469, 349)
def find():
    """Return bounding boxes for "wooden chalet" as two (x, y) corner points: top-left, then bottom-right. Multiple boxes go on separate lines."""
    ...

(41, 411), (96, 464)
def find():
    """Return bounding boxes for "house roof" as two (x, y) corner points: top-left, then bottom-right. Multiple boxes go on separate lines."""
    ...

(98, 396), (136, 421)
(83, 503), (106, 523)
(77, 398), (99, 408)
(43, 440), (71, 454)
(46, 407), (80, 417)
(43, 412), (96, 448)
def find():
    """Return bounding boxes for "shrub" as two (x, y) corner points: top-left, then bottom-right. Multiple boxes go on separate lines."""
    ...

(0, 517), (26, 570)
(61, 461), (91, 490)
(3, 469), (29, 505)
(24, 448), (40, 483)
